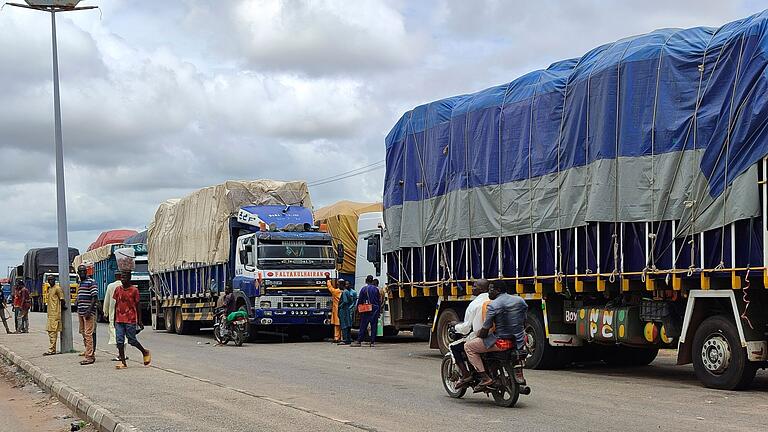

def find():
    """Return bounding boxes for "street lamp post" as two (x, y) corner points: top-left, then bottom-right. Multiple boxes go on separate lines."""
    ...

(6, 1), (96, 353)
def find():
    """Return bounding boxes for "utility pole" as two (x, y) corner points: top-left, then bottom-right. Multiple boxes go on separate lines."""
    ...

(6, 1), (97, 352)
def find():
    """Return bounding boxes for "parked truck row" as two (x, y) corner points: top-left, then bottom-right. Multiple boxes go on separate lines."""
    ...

(7, 10), (768, 393)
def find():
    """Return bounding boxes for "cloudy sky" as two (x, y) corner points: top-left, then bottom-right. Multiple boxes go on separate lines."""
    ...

(0, 0), (764, 272)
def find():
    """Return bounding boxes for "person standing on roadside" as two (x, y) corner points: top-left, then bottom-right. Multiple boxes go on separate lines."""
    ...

(338, 280), (355, 345)
(325, 276), (343, 343)
(103, 270), (122, 360)
(0, 288), (11, 334)
(12, 282), (22, 333)
(351, 275), (381, 347)
(75, 265), (98, 365)
(17, 281), (30, 333)
(44, 275), (65, 355)
(113, 271), (151, 369)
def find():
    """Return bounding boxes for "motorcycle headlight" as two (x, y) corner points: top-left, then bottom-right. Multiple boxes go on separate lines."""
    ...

(260, 301), (271, 309)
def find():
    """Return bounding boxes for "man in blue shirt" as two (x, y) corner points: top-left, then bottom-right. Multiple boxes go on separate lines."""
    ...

(350, 275), (381, 347)
(75, 265), (98, 365)
(464, 283), (528, 387)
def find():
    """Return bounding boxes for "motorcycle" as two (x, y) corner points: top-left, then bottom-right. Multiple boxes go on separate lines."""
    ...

(213, 308), (249, 346)
(440, 325), (531, 407)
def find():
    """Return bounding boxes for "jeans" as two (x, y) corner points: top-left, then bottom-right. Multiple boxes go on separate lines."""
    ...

(20, 309), (29, 333)
(115, 322), (139, 346)
(357, 312), (379, 344)
(341, 326), (352, 343)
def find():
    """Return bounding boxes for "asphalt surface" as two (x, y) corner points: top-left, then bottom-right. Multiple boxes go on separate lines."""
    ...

(3, 312), (768, 431)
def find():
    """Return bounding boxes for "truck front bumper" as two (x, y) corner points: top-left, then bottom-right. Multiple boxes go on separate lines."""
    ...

(251, 308), (332, 325)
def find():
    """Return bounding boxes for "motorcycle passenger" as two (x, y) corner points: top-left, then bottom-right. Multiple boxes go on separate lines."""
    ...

(462, 283), (527, 388)
(450, 279), (490, 388)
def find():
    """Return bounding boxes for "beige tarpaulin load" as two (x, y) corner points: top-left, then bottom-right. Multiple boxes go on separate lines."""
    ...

(314, 201), (382, 275)
(72, 244), (114, 268)
(147, 180), (312, 273)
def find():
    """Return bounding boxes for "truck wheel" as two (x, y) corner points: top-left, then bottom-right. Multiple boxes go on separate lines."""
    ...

(175, 308), (191, 335)
(525, 311), (571, 369)
(602, 346), (659, 366)
(164, 308), (176, 333)
(436, 308), (460, 355)
(692, 315), (757, 390)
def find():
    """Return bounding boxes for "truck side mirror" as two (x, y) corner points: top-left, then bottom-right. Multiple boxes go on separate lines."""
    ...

(336, 244), (345, 264)
(366, 235), (382, 276)
(366, 235), (381, 264)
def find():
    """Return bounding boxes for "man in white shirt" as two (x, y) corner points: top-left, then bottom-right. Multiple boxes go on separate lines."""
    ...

(449, 279), (490, 385)
(103, 270), (122, 360)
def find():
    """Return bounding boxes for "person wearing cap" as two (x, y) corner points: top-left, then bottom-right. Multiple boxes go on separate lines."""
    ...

(44, 274), (65, 355)
(75, 265), (98, 365)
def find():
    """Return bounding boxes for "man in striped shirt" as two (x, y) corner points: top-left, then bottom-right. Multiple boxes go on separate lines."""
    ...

(76, 265), (98, 365)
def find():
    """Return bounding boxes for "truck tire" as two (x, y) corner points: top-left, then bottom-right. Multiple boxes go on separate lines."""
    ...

(436, 308), (460, 355)
(164, 307), (176, 333)
(525, 311), (571, 369)
(175, 307), (192, 335)
(602, 346), (659, 366)
(692, 315), (757, 390)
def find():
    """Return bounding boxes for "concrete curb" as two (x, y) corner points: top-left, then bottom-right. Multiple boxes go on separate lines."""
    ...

(0, 344), (142, 432)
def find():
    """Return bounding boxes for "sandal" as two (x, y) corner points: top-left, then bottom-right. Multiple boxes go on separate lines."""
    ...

(143, 350), (151, 366)
(42, 351), (56, 356)
(111, 357), (127, 362)
(115, 364), (128, 370)
(79, 359), (95, 365)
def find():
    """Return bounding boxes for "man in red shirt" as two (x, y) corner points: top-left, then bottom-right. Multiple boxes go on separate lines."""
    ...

(113, 271), (151, 369)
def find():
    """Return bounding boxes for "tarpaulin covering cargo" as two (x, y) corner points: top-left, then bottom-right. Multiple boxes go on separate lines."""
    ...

(383, 11), (768, 253)
(87, 230), (138, 251)
(147, 180), (312, 273)
(72, 244), (114, 268)
(22, 247), (79, 279)
(123, 230), (147, 245)
(315, 201), (382, 274)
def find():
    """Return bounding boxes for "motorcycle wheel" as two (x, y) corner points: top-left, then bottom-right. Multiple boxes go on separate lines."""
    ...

(491, 364), (520, 408)
(440, 354), (466, 399)
(233, 327), (245, 347)
(213, 325), (228, 345)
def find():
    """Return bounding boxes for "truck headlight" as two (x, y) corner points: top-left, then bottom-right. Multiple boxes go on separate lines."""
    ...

(260, 301), (271, 309)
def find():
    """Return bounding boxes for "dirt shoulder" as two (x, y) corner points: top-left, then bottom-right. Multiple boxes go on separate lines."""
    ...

(0, 360), (96, 432)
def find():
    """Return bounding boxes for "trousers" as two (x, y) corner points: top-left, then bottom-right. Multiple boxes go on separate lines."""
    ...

(341, 326), (352, 343)
(334, 325), (342, 342)
(357, 312), (379, 344)
(78, 314), (96, 361)
(0, 307), (10, 334)
(48, 331), (58, 353)
(464, 337), (502, 373)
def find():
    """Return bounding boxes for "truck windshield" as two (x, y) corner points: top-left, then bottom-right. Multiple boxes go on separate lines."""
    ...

(257, 244), (336, 270)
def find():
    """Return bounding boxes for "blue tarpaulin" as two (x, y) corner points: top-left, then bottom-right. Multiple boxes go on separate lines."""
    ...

(383, 10), (768, 252)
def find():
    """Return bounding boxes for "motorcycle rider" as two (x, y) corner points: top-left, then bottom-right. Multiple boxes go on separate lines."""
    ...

(220, 285), (237, 333)
(450, 279), (490, 388)
(461, 282), (527, 389)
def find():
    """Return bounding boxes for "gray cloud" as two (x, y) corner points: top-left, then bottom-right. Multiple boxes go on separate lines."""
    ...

(0, 0), (762, 273)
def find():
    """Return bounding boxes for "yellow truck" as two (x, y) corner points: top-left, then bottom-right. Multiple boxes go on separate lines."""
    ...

(42, 272), (79, 310)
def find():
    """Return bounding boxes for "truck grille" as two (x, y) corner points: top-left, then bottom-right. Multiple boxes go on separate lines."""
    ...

(259, 296), (330, 309)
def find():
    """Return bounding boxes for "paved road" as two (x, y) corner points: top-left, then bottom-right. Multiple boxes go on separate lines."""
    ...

(10, 313), (768, 431)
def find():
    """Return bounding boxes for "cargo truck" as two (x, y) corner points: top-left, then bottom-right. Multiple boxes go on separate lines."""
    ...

(380, 11), (768, 390)
(42, 272), (78, 307)
(21, 247), (79, 312)
(1, 278), (10, 305)
(147, 180), (341, 338)
(73, 243), (151, 323)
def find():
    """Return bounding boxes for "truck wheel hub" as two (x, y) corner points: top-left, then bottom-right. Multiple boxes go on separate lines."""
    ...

(525, 325), (536, 355)
(701, 334), (731, 374)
